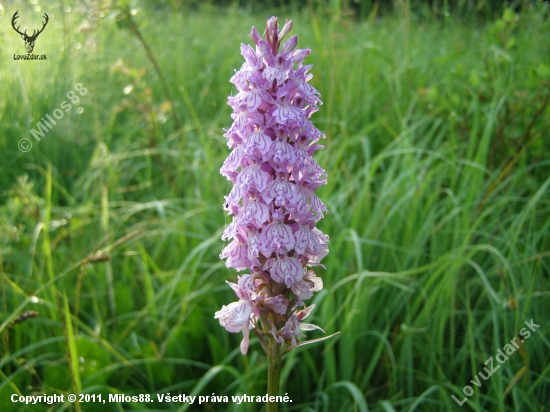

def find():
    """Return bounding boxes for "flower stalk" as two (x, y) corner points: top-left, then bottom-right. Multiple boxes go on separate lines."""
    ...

(267, 336), (281, 412)
(216, 16), (333, 409)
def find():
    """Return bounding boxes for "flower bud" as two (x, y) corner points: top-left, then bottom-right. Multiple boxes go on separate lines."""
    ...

(251, 26), (261, 45)
(279, 20), (293, 40)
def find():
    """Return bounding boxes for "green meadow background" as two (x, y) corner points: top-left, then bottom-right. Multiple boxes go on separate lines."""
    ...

(1, 0), (550, 410)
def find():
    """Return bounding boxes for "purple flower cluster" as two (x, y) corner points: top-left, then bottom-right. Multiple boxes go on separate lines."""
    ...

(215, 16), (328, 355)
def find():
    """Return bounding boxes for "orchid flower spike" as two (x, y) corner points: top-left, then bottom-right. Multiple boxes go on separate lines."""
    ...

(216, 16), (329, 356)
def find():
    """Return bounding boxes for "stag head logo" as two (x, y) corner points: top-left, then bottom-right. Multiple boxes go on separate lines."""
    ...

(11, 11), (49, 54)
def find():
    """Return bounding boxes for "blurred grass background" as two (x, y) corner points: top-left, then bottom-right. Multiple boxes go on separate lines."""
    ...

(1, 0), (550, 411)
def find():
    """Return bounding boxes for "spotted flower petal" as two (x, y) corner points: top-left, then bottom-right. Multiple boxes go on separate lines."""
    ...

(260, 220), (296, 255)
(237, 164), (271, 192)
(271, 254), (304, 287)
(220, 239), (250, 271)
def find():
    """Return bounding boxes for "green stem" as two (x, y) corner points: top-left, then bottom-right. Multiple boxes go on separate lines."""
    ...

(267, 338), (282, 412)
(126, 12), (182, 134)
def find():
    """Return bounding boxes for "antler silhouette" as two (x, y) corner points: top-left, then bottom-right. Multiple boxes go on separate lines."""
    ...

(11, 10), (49, 40)
(30, 12), (49, 40)
(11, 11), (26, 37)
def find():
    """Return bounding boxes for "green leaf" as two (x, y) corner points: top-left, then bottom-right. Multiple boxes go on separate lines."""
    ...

(378, 400), (396, 412)
(536, 63), (550, 79)
(505, 38), (516, 49)
(492, 20), (506, 32)
(327, 381), (369, 412)
(469, 70), (481, 87)
(503, 9), (515, 23)
(284, 331), (340, 355)
(63, 292), (82, 394)
(427, 87), (438, 102)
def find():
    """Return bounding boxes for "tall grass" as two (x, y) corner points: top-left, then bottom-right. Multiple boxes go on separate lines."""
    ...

(1, 1), (549, 411)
